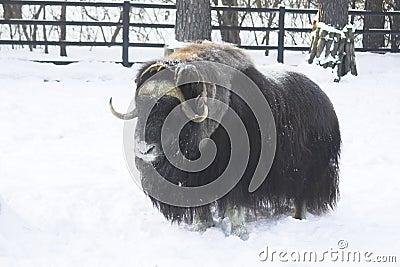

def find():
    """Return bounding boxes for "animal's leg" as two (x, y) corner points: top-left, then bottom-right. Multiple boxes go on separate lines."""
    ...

(191, 207), (215, 232)
(294, 198), (307, 220)
(221, 205), (249, 240)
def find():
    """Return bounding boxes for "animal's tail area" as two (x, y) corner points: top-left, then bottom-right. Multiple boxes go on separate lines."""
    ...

(297, 123), (341, 215)
(303, 158), (340, 215)
(239, 163), (340, 218)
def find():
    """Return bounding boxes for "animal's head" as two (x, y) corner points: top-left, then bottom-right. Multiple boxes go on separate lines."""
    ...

(110, 61), (231, 166)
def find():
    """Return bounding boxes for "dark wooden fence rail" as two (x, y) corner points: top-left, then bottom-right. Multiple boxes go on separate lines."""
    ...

(1, 0), (400, 66)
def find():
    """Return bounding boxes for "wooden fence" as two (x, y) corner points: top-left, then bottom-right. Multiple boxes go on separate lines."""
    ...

(1, 0), (400, 66)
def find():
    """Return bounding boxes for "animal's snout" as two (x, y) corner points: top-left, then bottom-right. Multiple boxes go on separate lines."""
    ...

(135, 141), (161, 162)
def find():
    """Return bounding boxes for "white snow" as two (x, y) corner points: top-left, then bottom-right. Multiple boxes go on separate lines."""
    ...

(1, 47), (399, 266)
(317, 22), (346, 38)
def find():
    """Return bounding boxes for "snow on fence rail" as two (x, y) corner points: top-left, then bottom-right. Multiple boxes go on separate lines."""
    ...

(1, 0), (400, 66)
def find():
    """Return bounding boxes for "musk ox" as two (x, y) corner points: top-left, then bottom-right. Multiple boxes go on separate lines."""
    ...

(110, 43), (340, 239)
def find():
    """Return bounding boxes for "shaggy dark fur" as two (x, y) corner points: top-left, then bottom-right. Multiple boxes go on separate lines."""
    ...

(133, 43), (340, 224)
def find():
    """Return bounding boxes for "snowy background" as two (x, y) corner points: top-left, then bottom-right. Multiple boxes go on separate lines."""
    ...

(0, 47), (399, 266)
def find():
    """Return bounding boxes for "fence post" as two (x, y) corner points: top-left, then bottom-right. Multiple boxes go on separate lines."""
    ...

(122, 1), (130, 67)
(277, 5), (285, 63)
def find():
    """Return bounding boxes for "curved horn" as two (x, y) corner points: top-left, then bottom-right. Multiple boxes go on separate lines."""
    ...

(185, 82), (209, 123)
(109, 97), (138, 120)
(164, 84), (208, 123)
(140, 63), (166, 80)
(139, 82), (208, 123)
(182, 99), (208, 123)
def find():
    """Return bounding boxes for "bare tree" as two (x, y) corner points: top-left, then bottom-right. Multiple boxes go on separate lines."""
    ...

(258, 0), (283, 55)
(60, 4), (67, 56)
(2, 1), (31, 50)
(386, 0), (400, 51)
(309, 0), (357, 81)
(111, 9), (123, 43)
(42, 6), (48, 53)
(31, 5), (44, 49)
(214, 0), (241, 44)
(363, 0), (384, 49)
(175, 0), (212, 42)
(318, 0), (348, 29)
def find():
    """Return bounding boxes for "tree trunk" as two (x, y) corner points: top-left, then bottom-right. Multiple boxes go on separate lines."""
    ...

(175, 0), (212, 42)
(111, 9), (123, 43)
(43, 5), (48, 54)
(389, 0), (400, 51)
(215, 0), (241, 45)
(309, 0), (357, 82)
(318, 0), (348, 29)
(60, 4), (67, 57)
(350, 0), (356, 24)
(2, 2), (31, 50)
(363, 0), (385, 49)
(32, 5), (44, 49)
(260, 0), (282, 56)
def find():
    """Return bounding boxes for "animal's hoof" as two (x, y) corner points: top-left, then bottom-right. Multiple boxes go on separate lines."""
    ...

(221, 217), (232, 236)
(190, 220), (214, 232)
(220, 218), (249, 240)
(232, 224), (249, 241)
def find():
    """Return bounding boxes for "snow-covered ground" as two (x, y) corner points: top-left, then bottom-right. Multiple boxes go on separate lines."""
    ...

(0, 47), (399, 266)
